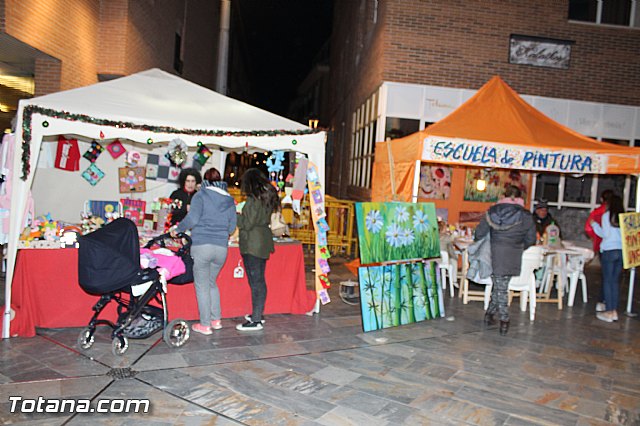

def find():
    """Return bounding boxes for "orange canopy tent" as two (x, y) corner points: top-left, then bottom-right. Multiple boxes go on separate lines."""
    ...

(372, 76), (640, 202)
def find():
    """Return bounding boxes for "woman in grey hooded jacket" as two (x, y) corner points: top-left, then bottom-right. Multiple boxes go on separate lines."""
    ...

(474, 185), (536, 335)
(171, 168), (237, 335)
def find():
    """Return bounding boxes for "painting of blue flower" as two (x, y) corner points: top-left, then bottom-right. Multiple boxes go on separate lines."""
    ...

(355, 202), (440, 264)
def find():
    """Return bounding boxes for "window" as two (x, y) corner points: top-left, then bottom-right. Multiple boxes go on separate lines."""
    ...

(384, 117), (419, 141)
(535, 173), (561, 202)
(564, 174), (593, 203)
(569, 0), (638, 27)
(349, 94), (378, 188)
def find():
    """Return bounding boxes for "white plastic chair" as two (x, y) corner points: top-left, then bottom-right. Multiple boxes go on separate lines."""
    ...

(438, 250), (458, 297)
(566, 247), (594, 307)
(508, 246), (545, 321)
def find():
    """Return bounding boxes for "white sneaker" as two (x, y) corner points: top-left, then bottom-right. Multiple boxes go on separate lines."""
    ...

(244, 314), (265, 324)
(236, 321), (264, 331)
(596, 311), (616, 323)
(596, 302), (606, 312)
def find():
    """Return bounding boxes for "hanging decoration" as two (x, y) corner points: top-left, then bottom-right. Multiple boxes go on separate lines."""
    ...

(266, 150), (286, 191)
(106, 140), (126, 159)
(81, 163), (105, 186)
(193, 142), (212, 166)
(54, 136), (81, 171)
(118, 166), (146, 193)
(165, 138), (188, 167)
(125, 150), (142, 167)
(19, 105), (321, 180)
(82, 140), (104, 163)
(306, 160), (332, 303)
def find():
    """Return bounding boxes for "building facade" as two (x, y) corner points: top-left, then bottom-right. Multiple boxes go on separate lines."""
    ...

(0, 0), (221, 133)
(328, 0), (640, 238)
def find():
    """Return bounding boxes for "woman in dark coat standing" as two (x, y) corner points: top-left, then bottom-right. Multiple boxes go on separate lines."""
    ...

(474, 185), (537, 335)
(236, 168), (280, 331)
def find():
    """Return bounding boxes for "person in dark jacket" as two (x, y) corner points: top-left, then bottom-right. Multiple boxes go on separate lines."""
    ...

(475, 185), (536, 335)
(532, 199), (559, 238)
(169, 168), (202, 225)
(171, 168), (236, 335)
(235, 168), (280, 331)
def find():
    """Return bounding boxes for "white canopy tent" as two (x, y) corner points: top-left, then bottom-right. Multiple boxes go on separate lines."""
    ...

(3, 68), (326, 338)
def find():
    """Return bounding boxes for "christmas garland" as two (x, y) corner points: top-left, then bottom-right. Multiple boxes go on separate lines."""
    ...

(20, 105), (321, 180)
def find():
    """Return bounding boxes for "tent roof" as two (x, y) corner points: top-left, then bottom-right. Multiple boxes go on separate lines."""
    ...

(26, 68), (309, 132)
(376, 76), (640, 175)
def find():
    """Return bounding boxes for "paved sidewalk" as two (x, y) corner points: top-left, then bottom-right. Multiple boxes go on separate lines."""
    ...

(1, 258), (639, 425)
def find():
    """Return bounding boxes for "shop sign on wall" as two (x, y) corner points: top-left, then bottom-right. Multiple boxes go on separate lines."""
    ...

(509, 35), (573, 70)
(422, 136), (606, 174)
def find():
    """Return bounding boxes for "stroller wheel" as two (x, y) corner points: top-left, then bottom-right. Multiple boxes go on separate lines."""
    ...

(111, 335), (129, 356)
(77, 327), (95, 350)
(163, 319), (190, 348)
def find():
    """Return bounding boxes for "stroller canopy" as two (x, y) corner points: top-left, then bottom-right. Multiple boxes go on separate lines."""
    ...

(78, 218), (143, 294)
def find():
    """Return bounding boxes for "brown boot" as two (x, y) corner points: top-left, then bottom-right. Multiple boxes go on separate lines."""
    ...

(499, 320), (509, 336)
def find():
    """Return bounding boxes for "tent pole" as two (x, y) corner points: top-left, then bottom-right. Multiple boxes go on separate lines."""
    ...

(386, 141), (397, 201)
(626, 174), (640, 316)
(411, 160), (420, 203)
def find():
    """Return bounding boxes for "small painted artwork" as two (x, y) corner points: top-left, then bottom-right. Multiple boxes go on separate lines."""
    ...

(355, 202), (440, 265)
(83, 141), (104, 163)
(419, 164), (451, 200)
(119, 167), (146, 193)
(81, 163), (104, 186)
(464, 169), (529, 202)
(358, 260), (444, 332)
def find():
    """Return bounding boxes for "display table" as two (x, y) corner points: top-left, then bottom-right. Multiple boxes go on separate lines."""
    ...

(4, 242), (316, 337)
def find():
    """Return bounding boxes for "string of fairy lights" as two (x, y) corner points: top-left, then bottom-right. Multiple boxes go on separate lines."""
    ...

(19, 105), (320, 180)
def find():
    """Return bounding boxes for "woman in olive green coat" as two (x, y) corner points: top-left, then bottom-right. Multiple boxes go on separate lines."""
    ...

(236, 168), (280, 331)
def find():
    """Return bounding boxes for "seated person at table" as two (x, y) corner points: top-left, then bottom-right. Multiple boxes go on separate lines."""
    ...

(475, 185), (536, 336)
(169, 168), (202, 226)
(532, 199), (560, 239)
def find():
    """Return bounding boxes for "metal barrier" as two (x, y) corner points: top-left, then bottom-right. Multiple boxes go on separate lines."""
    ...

(229, 189), (358, 257)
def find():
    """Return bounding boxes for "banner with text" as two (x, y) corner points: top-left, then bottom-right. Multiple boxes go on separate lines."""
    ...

(421, 136), (607, 174)
(620, 212), (640, 269)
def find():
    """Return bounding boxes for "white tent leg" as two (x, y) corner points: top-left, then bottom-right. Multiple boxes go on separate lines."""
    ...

(411, 160), (420, 203)
(627, 174), (640, 316)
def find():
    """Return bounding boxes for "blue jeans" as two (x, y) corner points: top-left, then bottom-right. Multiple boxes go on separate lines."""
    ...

(191, 244), (228, 325)
(242, 253), (267, 322)
(600, 249), (622, 312)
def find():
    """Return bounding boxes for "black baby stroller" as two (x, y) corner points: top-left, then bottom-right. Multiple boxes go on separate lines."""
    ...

(77, 218), (191, 356)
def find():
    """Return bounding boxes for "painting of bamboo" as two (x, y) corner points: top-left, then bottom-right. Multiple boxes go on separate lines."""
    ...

(355, 202), (440, 265)
(357, 261), (444, 332)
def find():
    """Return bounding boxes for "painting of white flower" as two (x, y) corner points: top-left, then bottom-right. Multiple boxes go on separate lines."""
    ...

(395, 206), (409, 223)
(355, 201), (439, 264)
(401, 228), (415, 246)
(413, 210), (430, 233)
(365, 209), (383, 233)
(385, 223), (403, 247)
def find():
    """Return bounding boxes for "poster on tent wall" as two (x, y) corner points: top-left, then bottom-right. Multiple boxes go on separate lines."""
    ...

(619, 212), (640, 269)
(419, 164), (451, 199)
(358, 260), (443, 332)
(355, 202), (440, 265)
(463, 169), (529, 202)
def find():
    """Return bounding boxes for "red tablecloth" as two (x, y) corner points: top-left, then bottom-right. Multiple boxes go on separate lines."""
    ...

(3, 243), (316, 337)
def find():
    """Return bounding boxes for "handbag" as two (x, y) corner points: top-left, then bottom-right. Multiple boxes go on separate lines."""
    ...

(270, 211), (288, 237)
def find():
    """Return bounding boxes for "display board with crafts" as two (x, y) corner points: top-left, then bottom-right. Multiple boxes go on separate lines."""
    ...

(16, 135), (219, 250)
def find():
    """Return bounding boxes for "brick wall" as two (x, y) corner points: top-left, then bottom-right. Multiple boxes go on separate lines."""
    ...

(328, 0), (640, 199)
(4, 0), (219, 95)
(4, 0), (101, 90)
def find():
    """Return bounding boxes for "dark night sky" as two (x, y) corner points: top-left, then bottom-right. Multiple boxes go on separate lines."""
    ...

(232, 0), (333, 117)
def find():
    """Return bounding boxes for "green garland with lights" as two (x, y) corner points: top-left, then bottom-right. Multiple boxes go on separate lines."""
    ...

(20, 105), (321, 180)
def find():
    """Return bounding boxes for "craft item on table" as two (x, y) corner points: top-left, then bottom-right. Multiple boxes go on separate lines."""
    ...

(106, 140), (126, 159)
(119, 166), (146, 193)
(80, 212), (105, 234)
(125, 150), (142, 167)
(85, 200), (122, 222)
(55, 136), (81, 171)
(317, 230), (327, 246)
(143, 213), (155, 232)
(165, 138), (188, 167)
(59, 228), (80, 248)
(318, 288), (331, 304)
(82, 140), (104, 163)
(146, 154), (180, 183)
(81, 163), (105, 186)
(316, 217), (330, 233)
(193, 143), (212, 166)
(318, 258), (331, 274)
(121, 198), (146, 226)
